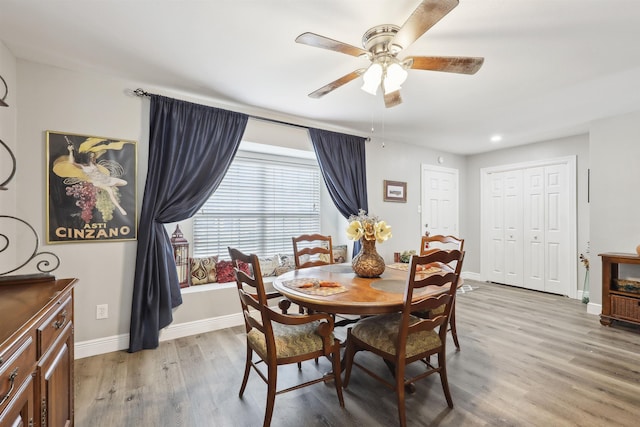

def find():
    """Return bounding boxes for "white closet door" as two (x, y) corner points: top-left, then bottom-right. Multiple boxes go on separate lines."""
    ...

(503, 170), (523, 286)
(544, 164), (569, 295)
(485, 171), (506, 283)
(523, 167), (545, 291)
(482, 156), (576, 298)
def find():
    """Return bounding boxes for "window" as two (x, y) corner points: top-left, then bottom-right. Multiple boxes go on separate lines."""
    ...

(193, 150), (321, 258)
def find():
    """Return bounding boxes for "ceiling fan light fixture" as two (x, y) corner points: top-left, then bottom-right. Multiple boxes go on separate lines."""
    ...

(361, 62), (383, 95)
(383, 62), (408, 94)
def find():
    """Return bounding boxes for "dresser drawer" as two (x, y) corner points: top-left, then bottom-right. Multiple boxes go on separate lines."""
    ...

(0, 334), (36, 415)
(37, 295), (73, 357)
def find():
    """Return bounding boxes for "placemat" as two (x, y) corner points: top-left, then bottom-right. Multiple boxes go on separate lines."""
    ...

(387, 263), (441, 275)
(387, 262), (410, 271)
(282, 278), (348, 296)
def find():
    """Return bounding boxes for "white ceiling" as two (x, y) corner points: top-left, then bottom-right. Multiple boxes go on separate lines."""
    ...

(2, 0), (640, 155)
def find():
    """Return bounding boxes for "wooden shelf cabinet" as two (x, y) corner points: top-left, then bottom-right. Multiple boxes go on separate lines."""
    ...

(0, 276), (77, 427)
(599, 252), (640, 327)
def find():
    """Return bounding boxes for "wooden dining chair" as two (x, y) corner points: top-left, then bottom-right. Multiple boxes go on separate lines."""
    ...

(420, 234), (465, 256)
(419, 234), (465, 351)
(342, 249), (463, 427)
(292, 234), (333, 269)
(228, 247), (344, 427)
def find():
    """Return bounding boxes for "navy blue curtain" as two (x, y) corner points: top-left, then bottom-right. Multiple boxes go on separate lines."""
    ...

(129, 95), (248, 352)
(308, 128), (368, 257)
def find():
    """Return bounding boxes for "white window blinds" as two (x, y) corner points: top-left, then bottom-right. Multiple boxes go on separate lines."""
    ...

(193, 152), (321, 258)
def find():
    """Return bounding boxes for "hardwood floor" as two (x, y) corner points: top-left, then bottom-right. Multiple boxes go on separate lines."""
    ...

(74, 281), (640, 426)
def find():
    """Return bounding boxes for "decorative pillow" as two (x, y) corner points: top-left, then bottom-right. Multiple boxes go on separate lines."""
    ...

(274, 265), (295, 276)
(333, 245), (348, 263)
(299, 253), (311, 264)
(216, 260), (235, 283)
(258, 255), (280, 277)
(190, 256), (218, 285)
(275, 253), (296, 275)
(278, 253), (296, 269)
(217, 259), (251, 283)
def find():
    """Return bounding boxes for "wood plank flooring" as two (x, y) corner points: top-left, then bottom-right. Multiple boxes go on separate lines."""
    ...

(74, 281), (640, 426)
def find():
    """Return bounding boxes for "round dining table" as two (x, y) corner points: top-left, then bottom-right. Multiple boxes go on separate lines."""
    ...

(272, 263), (451, 316)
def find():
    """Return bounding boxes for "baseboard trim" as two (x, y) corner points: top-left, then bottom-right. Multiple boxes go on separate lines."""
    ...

(587, 302), (602, 316)
(461, 271), (482, 281)
(75, 312), (245, 359)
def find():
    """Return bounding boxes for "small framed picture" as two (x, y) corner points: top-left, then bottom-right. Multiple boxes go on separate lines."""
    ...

(383, 180), (407, 203)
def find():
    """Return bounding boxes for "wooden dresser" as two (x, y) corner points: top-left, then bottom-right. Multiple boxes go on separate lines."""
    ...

(599, 252), (640, 328)
(0, 275), (77, 427)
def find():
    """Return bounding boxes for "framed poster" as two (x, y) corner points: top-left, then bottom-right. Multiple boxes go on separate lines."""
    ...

(383, 180), (407, 203)
(46, 131), (137, 243)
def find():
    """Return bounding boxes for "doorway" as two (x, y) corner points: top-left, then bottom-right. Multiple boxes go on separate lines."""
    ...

(421, 164), (459, 237)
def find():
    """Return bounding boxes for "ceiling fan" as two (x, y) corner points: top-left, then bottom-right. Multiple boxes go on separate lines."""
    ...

(295, 0), (484, 108)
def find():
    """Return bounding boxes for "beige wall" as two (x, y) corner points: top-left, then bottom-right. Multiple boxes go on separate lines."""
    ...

(11, 58), (454, 354)
(0, 41), (17, 273)
(8, 43), (640, 356)
(464, 134), (590, 289)
(589, 111), (640, 306)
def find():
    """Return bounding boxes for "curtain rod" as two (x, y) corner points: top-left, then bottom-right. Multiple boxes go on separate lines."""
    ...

(132, 88), (370, 141)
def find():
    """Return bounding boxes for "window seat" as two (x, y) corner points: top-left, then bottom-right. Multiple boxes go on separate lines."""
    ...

(181, 275), (277, 294)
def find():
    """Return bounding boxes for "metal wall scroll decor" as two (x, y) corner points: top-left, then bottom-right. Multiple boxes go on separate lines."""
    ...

(0, 73), (61, 277)
(0, 74), (8, 107)
(0, 138), (15, 191)
(1, 215), (60, 276)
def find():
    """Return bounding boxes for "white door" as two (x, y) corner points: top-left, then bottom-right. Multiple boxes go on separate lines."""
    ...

(503, 170), (524, 286)
(421, 164), (458, 238)
(484, 170), (523, 286)
(523, 167), (545, 291)
(485, 172), (505, 283)
(543, 164), (570, 295)
(482, 157), (576, 298)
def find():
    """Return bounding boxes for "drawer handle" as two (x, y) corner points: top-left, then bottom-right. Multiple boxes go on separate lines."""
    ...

(0, 368), (18, 406)
(53, 310), (68, 329)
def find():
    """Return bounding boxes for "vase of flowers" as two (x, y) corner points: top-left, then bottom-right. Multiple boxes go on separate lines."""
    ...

(346, 210), (392, 278)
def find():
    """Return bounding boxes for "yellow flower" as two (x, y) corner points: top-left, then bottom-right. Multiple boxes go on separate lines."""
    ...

(346, 210), (392, 244)
(346, 220), (364, 241)
(363, 222), (376, 241)
(374, 220), (392, 243)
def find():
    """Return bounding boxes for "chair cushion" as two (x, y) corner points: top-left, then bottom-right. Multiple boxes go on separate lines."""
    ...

(351, 313), (441, 358)
(247, 320), (331, 359)
(430, 305), (445, 315)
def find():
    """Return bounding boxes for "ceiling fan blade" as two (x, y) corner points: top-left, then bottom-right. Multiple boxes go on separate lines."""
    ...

(308, 69), (366, 98)
(407, 56), (484, 74)
(296, 32), (369, 58)
(391, 0), (459, 51)
(384, 90), (403, 108)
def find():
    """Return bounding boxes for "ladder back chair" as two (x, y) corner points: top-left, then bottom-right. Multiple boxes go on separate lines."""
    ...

(342, 249), (463, 427)
(292, 234), (333, 269)
(419, 234), (465, 350)
(228, 247), (344, 427)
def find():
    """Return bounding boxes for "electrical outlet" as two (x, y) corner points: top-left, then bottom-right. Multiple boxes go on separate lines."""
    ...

(96, 304), (108, 319)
